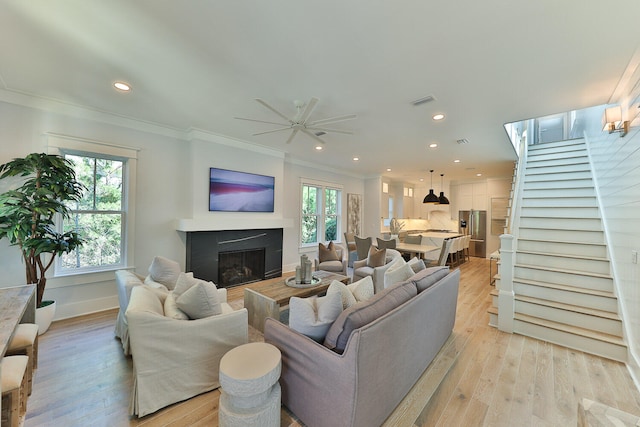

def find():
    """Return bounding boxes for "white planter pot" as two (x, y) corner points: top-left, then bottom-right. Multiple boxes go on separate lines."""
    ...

(36, 300), (56, 335)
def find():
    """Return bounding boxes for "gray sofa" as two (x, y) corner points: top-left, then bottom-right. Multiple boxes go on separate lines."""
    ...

(264, 267), (460, 427)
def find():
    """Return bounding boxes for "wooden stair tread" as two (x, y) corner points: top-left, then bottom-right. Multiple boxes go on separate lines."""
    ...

(515, 295), (620, 320)
(514, 313), (625, 347)
(487, 306), (498, 316)
(515, 263), (611, 279)
(516, 249), (608, 262)
(512, 277), (616, 298)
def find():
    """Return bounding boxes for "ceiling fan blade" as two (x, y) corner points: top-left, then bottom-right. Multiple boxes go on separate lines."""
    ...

(285, 129), (299, 144)
(301, 129), (326, 145)
(255, 98), (294, 124)
(235, 117), (290, 126)
(307, 114), (357, 126)
(299, 97), (319, 122)
(306, 127), (354, 135)
(253, 127), (292, 136)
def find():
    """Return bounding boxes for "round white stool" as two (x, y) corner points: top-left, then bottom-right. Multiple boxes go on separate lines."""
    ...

(219, 342), (281, 427)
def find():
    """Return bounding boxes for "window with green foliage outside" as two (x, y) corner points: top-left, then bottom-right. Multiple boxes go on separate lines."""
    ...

(59, 154), (125, 271)
(301, 182), (341, 245)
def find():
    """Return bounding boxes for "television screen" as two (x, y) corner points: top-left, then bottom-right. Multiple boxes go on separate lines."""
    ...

(209, 168), (275, 212)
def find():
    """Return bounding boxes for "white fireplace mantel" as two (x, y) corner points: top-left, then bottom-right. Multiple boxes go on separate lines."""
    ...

(175, 217), (294, 232)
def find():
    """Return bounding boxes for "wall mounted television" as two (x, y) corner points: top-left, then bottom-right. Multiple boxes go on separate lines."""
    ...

(209, 167), (275, 212)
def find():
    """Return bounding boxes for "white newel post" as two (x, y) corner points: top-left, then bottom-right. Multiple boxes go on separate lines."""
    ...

(498, 234), (515, 333)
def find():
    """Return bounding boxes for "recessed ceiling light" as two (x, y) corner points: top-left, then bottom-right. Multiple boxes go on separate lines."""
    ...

(419, 178), (424, 182)
(315, 145), (323, 151)
(353, 157), (359, 161)
(476, 173), (482, 177)
(429, 143), (438, 148)
(432, 113), (445, 121)
(113, 81), (131, 92)
(454, 159), (461, 163)
(386, 168), (392, 172)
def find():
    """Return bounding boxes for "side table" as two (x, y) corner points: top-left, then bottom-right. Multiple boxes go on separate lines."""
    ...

(219, 342), (281, 427)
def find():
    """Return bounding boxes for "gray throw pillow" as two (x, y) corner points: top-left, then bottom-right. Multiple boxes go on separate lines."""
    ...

(323, 280), (417, 353)
(411, 266), (450, 293)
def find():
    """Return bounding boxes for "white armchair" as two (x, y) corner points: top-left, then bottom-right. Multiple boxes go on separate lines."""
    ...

(352, 248), (402, 293)
(126, 285), (248, 417)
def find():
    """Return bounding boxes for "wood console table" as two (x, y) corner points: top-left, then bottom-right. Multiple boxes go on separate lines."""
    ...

(0, 284), (36, 416)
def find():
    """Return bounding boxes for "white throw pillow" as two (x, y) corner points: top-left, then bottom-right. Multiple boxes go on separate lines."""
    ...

(289, 292), (343, 342)
(347, 276), (374, 302)
(143, 275), (170, 293)
(384, 262), (415, 288)
(148, 256), (181, 290)
(327, 280), (357, 309)
(164, 293), (189, 320)
(407, 257), (426, 274)
(175, 280), (222, 319)
(172, 272), (197, 298)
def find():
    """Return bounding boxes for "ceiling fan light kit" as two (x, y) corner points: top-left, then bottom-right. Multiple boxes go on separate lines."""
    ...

(235, 97), (357, 146)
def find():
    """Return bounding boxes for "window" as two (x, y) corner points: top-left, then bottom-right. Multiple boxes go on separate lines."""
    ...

(59, 154), (125, 272)
(301, 181), (342, 245)
(47, 133), (137, 275)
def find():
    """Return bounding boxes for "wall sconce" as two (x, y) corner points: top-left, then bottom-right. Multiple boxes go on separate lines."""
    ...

(602, 105), (629, 137)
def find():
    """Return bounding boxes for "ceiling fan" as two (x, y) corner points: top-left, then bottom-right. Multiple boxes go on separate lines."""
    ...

(235, 97), (356, 145)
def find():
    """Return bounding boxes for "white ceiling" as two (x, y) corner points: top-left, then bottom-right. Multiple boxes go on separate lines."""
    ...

(1, 1), (639, 185)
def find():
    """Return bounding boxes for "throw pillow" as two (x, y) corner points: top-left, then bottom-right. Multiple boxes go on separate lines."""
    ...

(367, 246), (386, 268)
(324, 280), (418, 353)
(327, 280), (357, 309)
(148, 256), (181, 290)
(347, 276), (374, 302)
(164, 293), (189, 320)
(172, 272), (197, 298)
(411, 266), (450, 293)
(289, 292), (343, 342)
(319, 241), (339, 263)
(175, 280), (222, 319)
(143, 275), (170, 293)
(383, 262), (415, 289)
(407, 257), (426, 274)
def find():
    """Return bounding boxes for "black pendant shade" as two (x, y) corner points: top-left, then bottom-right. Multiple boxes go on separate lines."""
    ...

(423, 170), (440, 204)
(438, 174), (450, 204)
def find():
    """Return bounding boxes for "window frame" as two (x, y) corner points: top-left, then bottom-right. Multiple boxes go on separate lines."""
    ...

(300, 179), (343, 248)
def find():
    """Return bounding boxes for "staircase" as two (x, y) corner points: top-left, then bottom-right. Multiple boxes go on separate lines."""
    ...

(489, 139), (627, 362)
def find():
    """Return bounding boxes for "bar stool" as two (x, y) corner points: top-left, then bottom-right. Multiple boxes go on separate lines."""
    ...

(6, 323), (39, 396)
(1, 355), (29, 427)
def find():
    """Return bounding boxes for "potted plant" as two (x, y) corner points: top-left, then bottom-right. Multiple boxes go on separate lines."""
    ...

(0, 153), (85, 333)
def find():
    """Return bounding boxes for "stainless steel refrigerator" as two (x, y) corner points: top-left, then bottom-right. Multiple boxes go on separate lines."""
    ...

(459, 210), (487, 258)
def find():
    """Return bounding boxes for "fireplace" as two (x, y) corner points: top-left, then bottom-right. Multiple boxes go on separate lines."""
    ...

(185, 228), (283, 288)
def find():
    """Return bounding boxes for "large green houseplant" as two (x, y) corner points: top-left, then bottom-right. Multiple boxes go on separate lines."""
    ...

(0, 153), (85, 308)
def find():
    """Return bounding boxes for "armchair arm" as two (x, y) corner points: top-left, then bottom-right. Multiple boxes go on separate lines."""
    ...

(353, 258), (367, 269)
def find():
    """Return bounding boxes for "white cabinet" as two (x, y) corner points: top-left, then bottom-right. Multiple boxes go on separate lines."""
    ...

(454, 182), (487, 211)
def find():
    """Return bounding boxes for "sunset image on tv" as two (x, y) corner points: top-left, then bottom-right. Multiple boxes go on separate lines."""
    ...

(209, 168), (275, 212)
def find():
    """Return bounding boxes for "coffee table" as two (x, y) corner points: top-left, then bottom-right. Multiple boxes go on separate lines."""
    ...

(244, 270), (349, 332)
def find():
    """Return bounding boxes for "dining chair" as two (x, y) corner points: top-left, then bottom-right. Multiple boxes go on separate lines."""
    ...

(354, 236), (372, 261)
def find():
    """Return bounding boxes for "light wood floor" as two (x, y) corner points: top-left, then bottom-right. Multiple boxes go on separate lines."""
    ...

(23, 258), (640, 426)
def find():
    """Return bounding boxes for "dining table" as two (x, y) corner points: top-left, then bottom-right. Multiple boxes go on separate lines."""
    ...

(394, 242), (440, 259)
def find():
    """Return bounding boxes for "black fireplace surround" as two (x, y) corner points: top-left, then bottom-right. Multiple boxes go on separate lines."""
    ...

(185, 228), (283, 288)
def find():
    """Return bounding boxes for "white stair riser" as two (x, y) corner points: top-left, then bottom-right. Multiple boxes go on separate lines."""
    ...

(489, 311), (498, 328)
(519, 227), (604, 243)
(527, 157), (589, 168)
(516, 253), (610, 275)
(514, 266), (613, 291)
(519, 217), (602, 231)
(521, 206), (600, 218)
(525, 171), (593, 182)
(517, 240), (607, 258)
(515, 300), (622, 336)
(521, 197), (598, 208)
(523, 187), (595, 198)
(514, 281), (618, 312)
(525, 163), (590, 174)
(527, 151), (588, 162)
(513, 319), (626, 362)
(492, 293), (498, 308)
(523, 179), (594, 189)
(528, 140), (586, 152)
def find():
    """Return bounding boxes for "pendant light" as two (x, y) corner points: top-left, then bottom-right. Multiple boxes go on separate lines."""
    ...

(423, 170), (439, 204)
(438, 173), (450, 205)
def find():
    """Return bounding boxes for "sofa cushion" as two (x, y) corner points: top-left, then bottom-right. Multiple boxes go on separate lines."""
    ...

(407, 256), (426, 274)
(289, 292), (343, 342)
(383, 262), (415, 289)
(175, 280), (222, 319)
(327, 280), (357, 309)
(172, 272), (197, 298)
(319, 241), (340, 263)
(367, 246), (386, 267)
(143, 275), (170, 292)
(148, 256), (181, 290)
(347, 276), (374, 302)
(324, 280), (417, 353)
(164, 293), (189, 320)
(411, 266), (450, 293)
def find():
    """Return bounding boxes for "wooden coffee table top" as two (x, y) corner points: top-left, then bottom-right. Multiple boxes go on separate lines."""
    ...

(244, 270), (349, 306)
